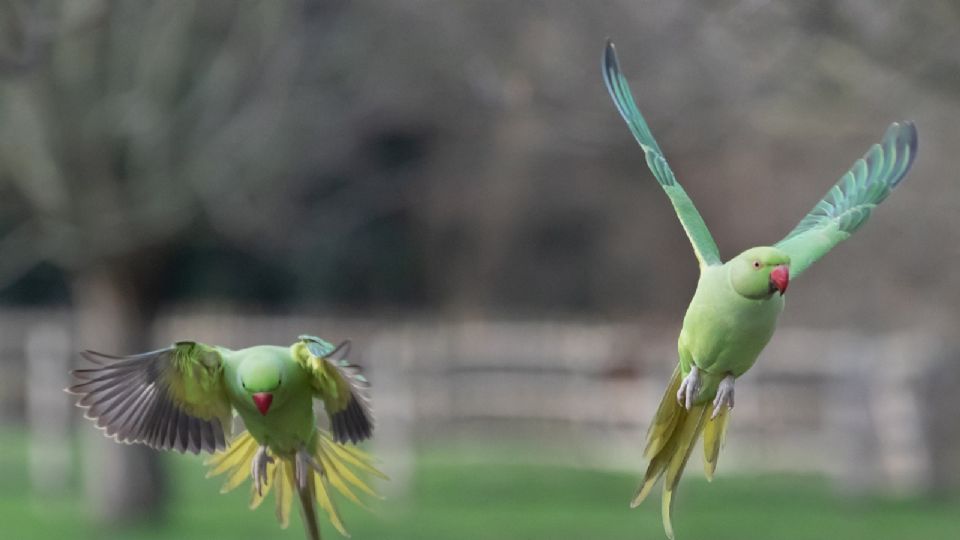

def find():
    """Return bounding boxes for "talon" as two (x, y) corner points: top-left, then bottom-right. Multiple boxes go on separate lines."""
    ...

(294, 447), (323, 490)
(711, 374), (735, 419)
(676, 365), (701, 410)
(251, 445), (274, 496)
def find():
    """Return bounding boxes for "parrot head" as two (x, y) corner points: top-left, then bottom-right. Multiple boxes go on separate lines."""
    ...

(238, 359), (283, 415)
(728, 246), (790, 300)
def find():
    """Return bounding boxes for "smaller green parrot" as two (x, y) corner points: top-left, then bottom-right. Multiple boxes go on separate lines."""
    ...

(68, 335), (387, 540)
(602, 40), (917, 539)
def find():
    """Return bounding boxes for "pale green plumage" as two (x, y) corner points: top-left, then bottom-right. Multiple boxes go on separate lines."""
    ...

(603, 40), (918, 539)
(69, 336), (380, 539)
(679, 255), (786, 383)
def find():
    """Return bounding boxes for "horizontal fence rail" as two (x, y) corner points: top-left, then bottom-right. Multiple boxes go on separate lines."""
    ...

(1, 308), (956, 496)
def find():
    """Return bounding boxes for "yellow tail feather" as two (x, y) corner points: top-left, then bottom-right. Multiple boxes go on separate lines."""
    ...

(205, 429), (386, 537)
(276, 460), (294, 527)
(223, 443), (260, 494)
(315, 466), (347, 537)
(320, 436), (390, 482)
(661, 405), (707, 540)
(206, 432), (258, 478)
(320, 452), (371, 510)
(643, 366), (684, 460)
(632, 366), (731, 540)
(702, 407), (729, 482)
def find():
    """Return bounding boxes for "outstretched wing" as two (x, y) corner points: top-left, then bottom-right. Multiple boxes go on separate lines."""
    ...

(68, 341), (233, 454)
(774, 122), (918, 278)
(603, 40), (722, 268)
(295, 335), (373, 444)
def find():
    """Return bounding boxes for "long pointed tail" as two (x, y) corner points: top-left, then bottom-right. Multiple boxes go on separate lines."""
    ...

(632, 366), (730, 539)
(298, 477), (322, 540)
(205, 429), (388, 538)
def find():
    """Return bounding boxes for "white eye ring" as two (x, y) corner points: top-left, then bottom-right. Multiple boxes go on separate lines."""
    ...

(752, 260), (761, 269)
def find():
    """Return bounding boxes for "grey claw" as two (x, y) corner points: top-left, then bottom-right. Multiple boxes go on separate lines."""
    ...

(676, 366), (701, 410)
(711, 374), (735, 419)
(295, 447), (324, 490)
(251, 445), (274, 496)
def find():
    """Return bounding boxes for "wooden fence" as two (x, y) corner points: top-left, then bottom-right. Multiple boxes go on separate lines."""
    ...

(2, 308), (957, 497)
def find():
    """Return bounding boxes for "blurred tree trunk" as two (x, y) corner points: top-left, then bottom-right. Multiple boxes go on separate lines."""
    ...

(0, 0), (310, 522)
(25, 319), (72, 495)
(72, 262), (164, 523)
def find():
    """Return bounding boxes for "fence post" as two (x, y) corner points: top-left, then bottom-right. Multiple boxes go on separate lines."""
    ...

(829, 334), (880, 494)
(25, 321), (73, 495)
(869, 333), (933, 495)
(919, 341), (960, 495)
(367, 326), (417, 497)
(830, 332), (939, 496)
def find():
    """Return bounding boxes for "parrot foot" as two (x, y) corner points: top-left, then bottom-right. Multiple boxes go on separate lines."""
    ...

(294, 447), (324, 491)
(251, 445), (274, 496)
(711, 374), (735, 419)
(676, 365), (701, 410)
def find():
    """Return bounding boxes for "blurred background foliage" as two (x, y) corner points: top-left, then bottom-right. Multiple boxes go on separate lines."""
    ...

(0, 0), (958, 539)
(1, 0), (957, 321)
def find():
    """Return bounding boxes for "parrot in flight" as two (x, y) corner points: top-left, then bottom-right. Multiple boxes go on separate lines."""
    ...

(602, 40), (917, 539)
(68, 335), (387, 540)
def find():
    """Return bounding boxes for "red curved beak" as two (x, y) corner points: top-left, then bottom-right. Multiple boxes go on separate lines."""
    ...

(770, 265), (789, 296)
(252, 392), (273, 416)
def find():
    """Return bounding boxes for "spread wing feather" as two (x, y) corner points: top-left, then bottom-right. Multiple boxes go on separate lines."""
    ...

(68, 342), (232, 454)
(775, 122), (918, 278)
(296, 335), (373, 444)
(603, 40), (722, 268)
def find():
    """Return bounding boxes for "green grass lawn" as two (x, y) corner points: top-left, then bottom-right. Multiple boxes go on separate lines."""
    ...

(1, 431), (957, 540)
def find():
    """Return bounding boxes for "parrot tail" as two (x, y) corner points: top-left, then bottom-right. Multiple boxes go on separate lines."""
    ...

(297, 477), (322, 540)
(631, 366), (731, 540)
(205, 429), (388, 538)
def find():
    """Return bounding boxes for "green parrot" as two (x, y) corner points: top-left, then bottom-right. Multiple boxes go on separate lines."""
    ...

(602, 41), (917, 539)
(68, 335), (387, 540)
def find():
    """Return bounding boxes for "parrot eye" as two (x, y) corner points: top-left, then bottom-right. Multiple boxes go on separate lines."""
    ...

(752, 260), (761, 269)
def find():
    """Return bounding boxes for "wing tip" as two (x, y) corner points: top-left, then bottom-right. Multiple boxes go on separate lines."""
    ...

(330, 339), (351, 359)
(882, 121), (919, 191)
(902, 121), (918, 160)
(604, 38), (616, 58)
(79, 350), (110, 364)
(887, 120), (919, 157)
(602, 38), (620, 81)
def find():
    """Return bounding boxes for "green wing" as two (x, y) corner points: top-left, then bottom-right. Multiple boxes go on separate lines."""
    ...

(68, 341), (232, 454)
(295, 335), (373, 444)
(774, 122), (918, 278)
(603, 40), (722, 268)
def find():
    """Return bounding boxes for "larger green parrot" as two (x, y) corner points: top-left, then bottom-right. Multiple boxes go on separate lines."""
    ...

(68, 335), (386, 540)
(602, 41), (918, 539)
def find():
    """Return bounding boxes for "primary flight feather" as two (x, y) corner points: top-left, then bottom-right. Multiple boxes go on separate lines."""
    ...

(603, 40), (917, 539)
(68, 335), (385, 540)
